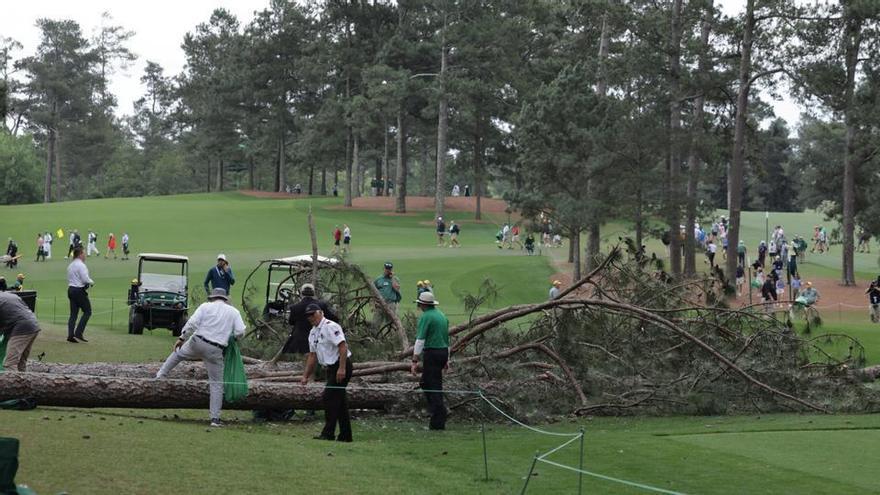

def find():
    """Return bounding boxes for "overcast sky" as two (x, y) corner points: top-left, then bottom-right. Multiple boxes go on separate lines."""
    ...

(2, 0), (800, 125)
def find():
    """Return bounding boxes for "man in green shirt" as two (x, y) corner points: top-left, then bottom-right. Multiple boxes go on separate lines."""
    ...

(411, 291), (450, 430)
(373, 261), (401, 324)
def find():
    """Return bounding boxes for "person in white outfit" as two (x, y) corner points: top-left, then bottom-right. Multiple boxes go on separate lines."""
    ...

(155, 288), (246, 427)
(86, 230), (100, 257)
(42, 232), (52, 259)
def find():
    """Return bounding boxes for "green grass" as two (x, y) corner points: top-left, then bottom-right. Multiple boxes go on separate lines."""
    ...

(5, 194), (880, 494)
(4, 409), (880, 494)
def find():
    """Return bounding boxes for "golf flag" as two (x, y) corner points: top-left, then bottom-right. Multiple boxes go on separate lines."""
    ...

(56, 228), (64, 239)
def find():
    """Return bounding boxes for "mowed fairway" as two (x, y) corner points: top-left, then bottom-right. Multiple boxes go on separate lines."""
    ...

(3, 193), (880, 494)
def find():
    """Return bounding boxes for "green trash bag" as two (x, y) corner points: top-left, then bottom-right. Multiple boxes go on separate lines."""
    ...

(223, 337), (248, 403)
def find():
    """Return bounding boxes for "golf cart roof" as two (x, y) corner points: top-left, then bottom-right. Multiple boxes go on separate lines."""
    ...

(138, 253), (189, 263)
(268, 255), (339, 265)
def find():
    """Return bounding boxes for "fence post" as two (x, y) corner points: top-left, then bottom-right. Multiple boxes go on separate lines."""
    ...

(520, 452), (539, 495)
(578, 428), (585, 495)
(481, 422), (489, 481)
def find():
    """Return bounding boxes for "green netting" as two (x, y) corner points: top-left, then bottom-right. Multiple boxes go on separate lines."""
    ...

(223, 338), (248, 403)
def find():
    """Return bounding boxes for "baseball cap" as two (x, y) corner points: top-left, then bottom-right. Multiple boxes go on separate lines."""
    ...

(300, 283), (315, 296)
(304, 303), (322, 315)
(384, 261), (393, 269)
(217, 254), (227, 262)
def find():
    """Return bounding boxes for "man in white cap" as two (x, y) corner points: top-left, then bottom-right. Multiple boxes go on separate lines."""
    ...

(411, 291), (450, 430)
(156, 287), (246, 427)
(204, 254), (235, 295)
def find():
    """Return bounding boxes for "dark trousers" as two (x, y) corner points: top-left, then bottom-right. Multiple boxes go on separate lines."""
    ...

(421, 348), (449, 430)
(737, 252), (745, 267)
(67, 286), (92, 338)
(322, 359), (353, 441)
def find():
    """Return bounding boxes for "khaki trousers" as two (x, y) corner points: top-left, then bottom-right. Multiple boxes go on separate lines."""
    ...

(4, 333), (39, 372)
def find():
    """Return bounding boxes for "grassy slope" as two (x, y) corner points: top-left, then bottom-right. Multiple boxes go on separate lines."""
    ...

(3, 194), (880, 493)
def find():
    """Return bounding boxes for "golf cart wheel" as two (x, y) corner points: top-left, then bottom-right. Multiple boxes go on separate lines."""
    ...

(128, 307), (135, 334)
(172, 314), (187, 337)
(131, 312), (145, 335)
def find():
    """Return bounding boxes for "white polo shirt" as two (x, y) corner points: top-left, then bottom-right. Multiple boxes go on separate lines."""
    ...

(308, 317), (351, 366)
(180, 299), (246, 346)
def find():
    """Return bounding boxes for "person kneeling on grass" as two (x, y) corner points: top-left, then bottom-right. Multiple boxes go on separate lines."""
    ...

(300, 304), (353, 442)
(155, 288), (246, 427)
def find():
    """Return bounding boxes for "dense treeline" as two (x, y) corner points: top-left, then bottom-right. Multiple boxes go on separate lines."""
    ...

(1, 1), (878, 283)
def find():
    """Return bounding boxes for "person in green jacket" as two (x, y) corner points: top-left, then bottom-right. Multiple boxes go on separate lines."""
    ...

(411, 291), (450, 430)
(373, 262), (401, 328)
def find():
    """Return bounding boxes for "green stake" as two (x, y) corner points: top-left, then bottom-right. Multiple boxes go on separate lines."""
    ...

(520, 451), (539, 495)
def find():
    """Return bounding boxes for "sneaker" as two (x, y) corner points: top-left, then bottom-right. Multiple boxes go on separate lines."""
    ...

(66, 337), (79, 343)
(210, 419), (224, 427)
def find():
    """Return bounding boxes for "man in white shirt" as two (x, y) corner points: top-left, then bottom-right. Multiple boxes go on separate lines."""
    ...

(86, 230), (100, 257)
(66, 247), (94, 343)
(42, 232), (52, 259)
(300, 304), (353, 442)
(156, 288), (246, 427)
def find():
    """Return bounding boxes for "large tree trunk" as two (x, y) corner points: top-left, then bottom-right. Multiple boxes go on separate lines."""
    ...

(421, 142), (431, 196)
(473, 115), (482, 221)
(726, 0), (755, 283)
(395, 109), (407, 213)
(275, 135), (286, 193)
(54, 127), (62, 202)
(0, 372), (397, 410)
(321, 164), (327, 196)
(684, 0), (713, 277)
(586, 8), (612, 271)
(840, 12), (862, 286)
(216, 158), (224, 192)
(44, 127), (54, 203)
(383, 119), (390, 196)
(435, 21), (448, 221)
(666, 0), (684, 277)
(248, 156), (255, 190)
(346, 135), (358, 205)
(571, 227), (582, 281)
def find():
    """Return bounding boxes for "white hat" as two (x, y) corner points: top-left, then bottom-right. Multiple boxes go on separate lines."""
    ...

(217, 254), (227, 262)
(207, 288), (229, 302)
(415, 292), (440, 306)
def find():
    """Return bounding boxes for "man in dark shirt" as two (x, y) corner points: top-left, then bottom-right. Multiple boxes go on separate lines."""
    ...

(0, 292), (41, 371)
(867, 280), (880, 323)
(283, 283), (338, 354)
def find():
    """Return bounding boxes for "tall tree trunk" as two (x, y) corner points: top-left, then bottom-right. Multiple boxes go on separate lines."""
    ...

(54, 128), (62, 202)
(354, 139), (362, 198)
(666, 0), (684, 277)
(635, 186), (644, 249)
(395, 109), (407, 213)
(216, 157), (224, 192)
(684, 0), (713, 277)
(275, 135), (286, 193)
(321, 164), (327, 196)
(571, 227), (582, 281)
(383, 119), (390, 196)
(308, 161), (315, 195)
(206, 155), (212, 193)
(435, 20), (448, 220)
(586, 6), (612, 271)
(421, 143), (431, 196)
(345, 130), (353, 207)
(473, 115), (482, 221)
(726, 0), (756, 282)
(248, 156), (255, 190)
(44, 128), (54, 203)
(840, 12), (862, 286)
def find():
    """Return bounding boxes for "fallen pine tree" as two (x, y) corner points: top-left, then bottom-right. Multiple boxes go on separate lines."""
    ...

(0, 372), (401, 410)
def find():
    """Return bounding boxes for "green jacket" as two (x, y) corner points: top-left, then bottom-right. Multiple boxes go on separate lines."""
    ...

(374, 275), (401, 303)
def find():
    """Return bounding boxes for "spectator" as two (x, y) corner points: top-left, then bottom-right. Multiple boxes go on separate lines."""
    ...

(86, 230), (100, 257)
(524, 233), (535, 255)
(0, 277), (6, 291)
(35, 234), (45, 262)
(373, 262), (402, 327)
(283, 283), (338, 356)
(11, 274), (24, 291)
(342, 224), (351, 253)
(204, 254), (235, 295)
(737, 240), (747, 267)
(0, 292), (41, 372)
(735, 265), (745, 297)
(791, 274), (802, 300)
(549, 280), (562, 300)
(66, 247), (93, 343)
(106, 233), (117, 259)
(448, 220), (461, 248)
(411, 292), (450, 430)
(436, 217), (446, 247)
(121, 232), (131, 260)
(332, 225), (342, 254)
(867, 280), (880, 323)
(757, 241), (768, 268)
(706, 239), (717, 267)
(42, 231), (52, 259)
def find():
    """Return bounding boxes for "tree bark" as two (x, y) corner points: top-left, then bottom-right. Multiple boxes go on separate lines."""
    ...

(435, 19), (448, 220)
(321, 164), (327, 196)
(840, 11), (862, 286)
(249, 156), (255, 190)
(571, 227), (582, 281)
(473, 115), (482, 221)
(666, 0), (684, 277)
(346, 135), (358, 205)
(0, 372), (397, 410)
(586, 6), (612, 271)
(394, 109), (407, 213)
(726, 0), (755, 284)
(383, 119), (390, 196)
(421, 142), (431, 196)
(54, 127), (63, 202)
(43, 127), (54, 203)
(684, 0), (713, 277)
(217, 157), (224, 192)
